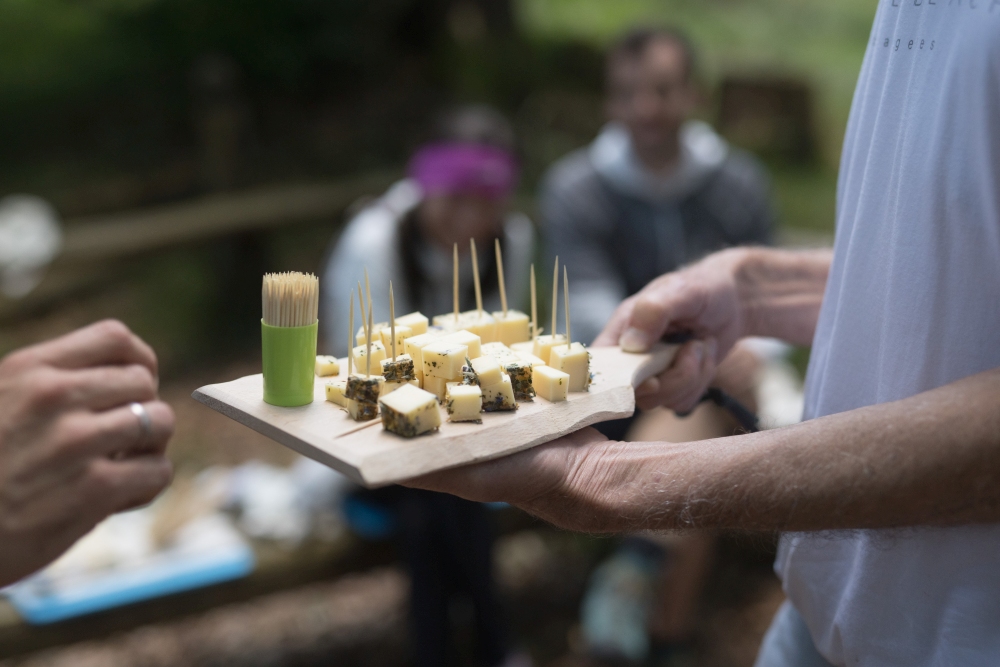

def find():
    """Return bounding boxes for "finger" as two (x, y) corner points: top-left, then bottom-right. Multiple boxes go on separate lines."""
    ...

(81, 455), (173, 517)
(28, 320), (158, 376)
(619, 277), (706, 352)
(635, 340), (710, 412)
(57, 365), (157, 411)
(593, 296), (638, 347)
(53, 401), (175, 462)
(671, 339), (719, 414)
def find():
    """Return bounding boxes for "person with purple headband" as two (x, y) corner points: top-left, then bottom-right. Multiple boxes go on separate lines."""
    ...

(321, 105), (533, 667)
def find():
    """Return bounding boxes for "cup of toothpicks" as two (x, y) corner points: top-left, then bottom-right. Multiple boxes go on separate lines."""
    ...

(261, 272), (319, 407)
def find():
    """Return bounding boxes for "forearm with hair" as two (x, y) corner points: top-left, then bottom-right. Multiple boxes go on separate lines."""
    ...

(532, 367), (1000, 534)
(737, 247), (831, 347)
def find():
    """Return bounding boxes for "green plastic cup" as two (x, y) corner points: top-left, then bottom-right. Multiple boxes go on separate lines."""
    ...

(261, 320), (317, 407)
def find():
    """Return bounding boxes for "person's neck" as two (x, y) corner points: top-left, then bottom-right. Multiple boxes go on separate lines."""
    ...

(633, 137), (682, 175)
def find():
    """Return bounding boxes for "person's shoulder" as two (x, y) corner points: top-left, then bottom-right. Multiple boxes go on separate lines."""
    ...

(540, 147), (601, 198)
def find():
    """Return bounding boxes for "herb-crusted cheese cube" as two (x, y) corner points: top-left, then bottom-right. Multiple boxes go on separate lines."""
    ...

(443, 329), (482, 359)
(379, 325), (413, 352)
(422, 341), (468, 380)
(422, 375), (449, 402)
(549, 342), (591, 392)
(533, 365), (569, 402)
(346, 374), (384, 404)
(315, 355), (340, 377)
(381, 353), (416, 382)
(503, 360), (535, 401)
(446, 383), (483, 422)
(325, 379), (349, 406)
(348, 398), (378, 421)
(379, 384), (441, 437)
(482, 373), (516, 412)
(396, 311), (429, 335)
(492, 310), (531, 346)
(352, 341), (387, 373)
(469, 356), (503, 387)
(532, 334), (567, 364)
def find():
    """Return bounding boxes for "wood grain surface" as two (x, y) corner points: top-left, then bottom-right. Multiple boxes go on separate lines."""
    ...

(192, 344), (677, 487)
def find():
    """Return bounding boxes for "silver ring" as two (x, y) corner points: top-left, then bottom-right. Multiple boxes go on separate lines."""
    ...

(129, 402), (153, 444)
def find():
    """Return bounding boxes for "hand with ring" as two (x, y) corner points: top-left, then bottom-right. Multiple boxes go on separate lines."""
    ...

(0, 320), (175, 586)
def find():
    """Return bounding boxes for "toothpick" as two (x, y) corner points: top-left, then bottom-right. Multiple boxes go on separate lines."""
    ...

(495, 238), (508, 316)
(357, 280), (366, 329)
(389, 281), (396, 361)
(453, 243), (459, 323)
(364, 268), (373, 326)
(335, 417), (382, 438)
(470, 238), (483, 316)
(348, 289), (354, 376)
(366, 298), (373, 377)
(551, 256), (559, 343)
(564, 266), (571, 350)
(530, 264), (537, 338)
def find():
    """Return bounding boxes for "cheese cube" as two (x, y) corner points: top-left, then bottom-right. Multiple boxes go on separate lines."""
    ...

(481, 342), (519, 365)
(381, 353), (416, 382)
(404, 332), (443, 385)
(422, 375), (449, 402)
(422, 341), (469, 380)
(346, 374), (384, 404)
(549, 342), (591, 392)
(533, 334), (568, 364)
(435, 311), (496, 342)
(510, 341), (535, 354)
(442, 329), (482, 359)
(533, 365), (569, 402)
(502, 360), (535, 401)
(482, 373), (516, 412)
(348, 398), (378, 421)
(380, 385), (442, 437)
(445, 383), (483, 422)
(380, 325), (413, 354)
(325, 379), (349, 406)
(356, 322), (388, 347)
(352, 341), (387, 374)
(382, 379), (421, 396)
(315, 355), (340, 377)
(516, 351), (547, 367)
(396, 312), (429, 335)
(492, 310), (531, 346)
(469, 356), (503, 387)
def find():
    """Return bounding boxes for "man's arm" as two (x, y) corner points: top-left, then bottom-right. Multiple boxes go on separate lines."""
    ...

(594, 247), (831, 412)
(411, 365), (1000, 533)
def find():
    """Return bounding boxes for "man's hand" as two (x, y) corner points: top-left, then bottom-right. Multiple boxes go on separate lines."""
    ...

(594, 247), (830, 413)
(0, 320), (175, 586)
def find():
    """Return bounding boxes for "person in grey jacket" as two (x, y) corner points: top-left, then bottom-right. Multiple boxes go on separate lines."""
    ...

(538, 27), (777, 662)
(541, 27), (774, 346)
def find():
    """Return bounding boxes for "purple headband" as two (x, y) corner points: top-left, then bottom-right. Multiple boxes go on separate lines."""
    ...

(409, 142), (518, 200)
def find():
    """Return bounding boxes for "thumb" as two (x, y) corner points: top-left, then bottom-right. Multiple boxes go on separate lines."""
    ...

(618, 278), (705, 352)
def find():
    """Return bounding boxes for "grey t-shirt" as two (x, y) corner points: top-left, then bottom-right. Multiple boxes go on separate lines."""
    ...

(777, 4), (1000, 665)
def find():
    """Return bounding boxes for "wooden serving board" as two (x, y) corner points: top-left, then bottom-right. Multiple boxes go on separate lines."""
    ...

(192, 344), (677, 488)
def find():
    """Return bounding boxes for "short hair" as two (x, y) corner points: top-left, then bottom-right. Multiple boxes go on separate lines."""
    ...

(428, 104), (515, 152)
(607, 26), (697, 83)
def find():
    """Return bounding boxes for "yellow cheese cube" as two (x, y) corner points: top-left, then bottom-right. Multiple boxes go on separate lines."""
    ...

(481, 342), (519, 365)
(435, 311), (496, 342)
(381, 379), (421, 396)
(482, 373), (516, 411)
(532, 334), (568, 364)
(379, 385), (441, 437)
(315, 355), (340, 377)
(445, 383), (483, 422)
(421, 341), (469, 380)
(352, 341), (387, 374)
(510, 341), (535, 354)
(325, 379), (349, 406)
(422, 375), (449, 402)
(379, 325), (413, 353)
(548, 342), (591, 392)
(396, 312), (429, 335)
(533, 365), (569, 402)
(492, 310), (531, 346)
(516, 351), (547, 367)
(356, 322), (388, 347)
(443, 329), (482, 359)
(404, 332), (443, 385)
(469, 355), (503, 386)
